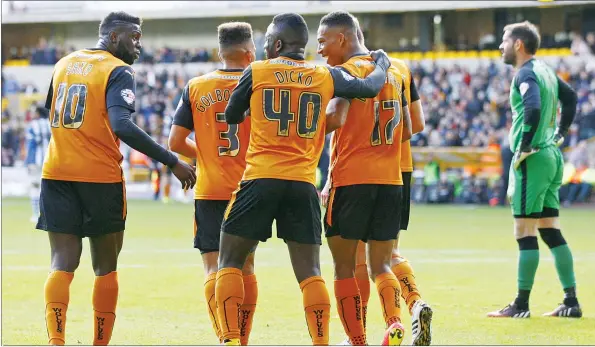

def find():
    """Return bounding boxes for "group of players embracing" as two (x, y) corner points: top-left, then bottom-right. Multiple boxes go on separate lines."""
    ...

(51, 7), (595, 347)
(38, 8), (432, 346)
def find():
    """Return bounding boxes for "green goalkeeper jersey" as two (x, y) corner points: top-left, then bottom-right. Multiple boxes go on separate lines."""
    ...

(509, 59), (559, 152)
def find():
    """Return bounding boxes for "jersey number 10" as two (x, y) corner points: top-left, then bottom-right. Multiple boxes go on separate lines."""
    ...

(50, 83), (88, 129)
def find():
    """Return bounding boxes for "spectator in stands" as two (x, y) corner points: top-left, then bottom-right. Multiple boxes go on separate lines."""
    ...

(586, 32), (595, 55)
(30, 37), (57, 65)
(1, 111), (17, 167)
(571, 32), (592, 56)
(423, 156), (440, 202)
(561, 124), (581, 149)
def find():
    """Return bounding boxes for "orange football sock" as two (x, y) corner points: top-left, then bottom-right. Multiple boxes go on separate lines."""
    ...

(92, 272), (119, 346)
(240, 274), (258, 345)
(391, 258), (421, 314)
(300, 276), (331, 346)
(204, 273), (222, 342)
(216, 268), (244, 342)
(375, 272), (402, 327)
(354, 264), (370, 331)
(44, 271), (74, 346)
(334, 278), (366, 346)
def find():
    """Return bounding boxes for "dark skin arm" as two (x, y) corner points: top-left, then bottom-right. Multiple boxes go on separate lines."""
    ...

(325, 97), (351, 134)
(400, 79), (412, 142)
(169, 83), (197, 159)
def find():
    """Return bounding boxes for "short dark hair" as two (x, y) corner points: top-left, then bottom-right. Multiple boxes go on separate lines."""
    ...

(272, 13), (309, 46)
(504, 21), (541, 54)
(320, 10), (357, 31)
(99, 11), (142, 37)
(217, 22), (253, 48)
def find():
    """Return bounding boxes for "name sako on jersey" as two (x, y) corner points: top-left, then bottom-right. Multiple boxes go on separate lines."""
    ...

(330, 55), (406, 187)
(187, 70), (251, 200)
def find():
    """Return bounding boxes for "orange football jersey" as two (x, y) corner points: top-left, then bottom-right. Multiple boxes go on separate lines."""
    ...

(391, 58), (414, 173)
(43, 49), (129, 183)
(329, 55), (406, 187)
(243, 57), (335, 185)
(186, 70), (251, 200)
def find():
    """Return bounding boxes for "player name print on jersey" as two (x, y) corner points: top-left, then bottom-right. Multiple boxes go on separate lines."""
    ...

(186, 70), (251, 200)
(244, 57), (336, 185)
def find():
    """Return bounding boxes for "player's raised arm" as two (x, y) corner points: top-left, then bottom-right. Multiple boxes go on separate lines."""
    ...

(169, 83), (198, 159)
(224, 65), (252, 124)
(408, 71), (425, 134)
(553, 76), (578, 146)
(106, 66), (196, 189)
(328, 49), (390, 99)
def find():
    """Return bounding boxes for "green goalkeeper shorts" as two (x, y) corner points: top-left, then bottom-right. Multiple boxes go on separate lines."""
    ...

(507, 145), (563, 218)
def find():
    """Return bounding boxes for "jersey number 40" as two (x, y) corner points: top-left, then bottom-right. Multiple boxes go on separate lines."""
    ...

(50, 83), (87, 129)
(263, 89), (321, 139)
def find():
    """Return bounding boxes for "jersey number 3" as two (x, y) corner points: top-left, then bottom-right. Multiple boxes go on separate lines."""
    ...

(50, 83), (88, 129)
(263, 89), (321, 139)
(215, 113), (240, 157)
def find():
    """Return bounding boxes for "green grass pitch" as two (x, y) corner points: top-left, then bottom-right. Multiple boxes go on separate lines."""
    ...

(2, 198), (594, 345)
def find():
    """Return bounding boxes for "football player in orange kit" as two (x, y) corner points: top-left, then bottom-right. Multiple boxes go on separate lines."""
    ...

(321, 14), (433, 346)
(213, 12), (392, 346)
(168, 22), (260, 345)
(37, 11), (196, 346)
(317, 10), (412, 346)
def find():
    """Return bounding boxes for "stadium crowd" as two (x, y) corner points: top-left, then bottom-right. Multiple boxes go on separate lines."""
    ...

(4, 29), (595, 65)
(3, 54), (594, 205)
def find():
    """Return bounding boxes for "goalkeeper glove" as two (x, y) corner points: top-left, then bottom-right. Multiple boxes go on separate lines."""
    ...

(513, 145), (539, 171)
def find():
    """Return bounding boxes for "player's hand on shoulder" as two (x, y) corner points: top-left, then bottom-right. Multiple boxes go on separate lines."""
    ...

(170, 159), (197, 190)
(370, 49), (391, 71)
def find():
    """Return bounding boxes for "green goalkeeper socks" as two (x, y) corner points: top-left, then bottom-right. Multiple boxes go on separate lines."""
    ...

(516, 236), (540, 308)
(539, 228), (576, 290)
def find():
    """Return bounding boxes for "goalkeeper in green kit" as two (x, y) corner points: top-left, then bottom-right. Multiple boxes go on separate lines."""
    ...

(487, 21), (582, 318)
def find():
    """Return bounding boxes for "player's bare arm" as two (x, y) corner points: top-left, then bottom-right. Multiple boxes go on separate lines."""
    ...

(512, 66), (541, 170)
(400, 78), (412, 142)
(224, 65), (253, 124)
(553, 77), (578, 147)
(402, 106), (412, 142)
(169, 83), (198, 159)
(169, 126), (197, 159)
(325, 97), (351, 134)
(408, 73), (425, 134)
(107, 67), (196, 189)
